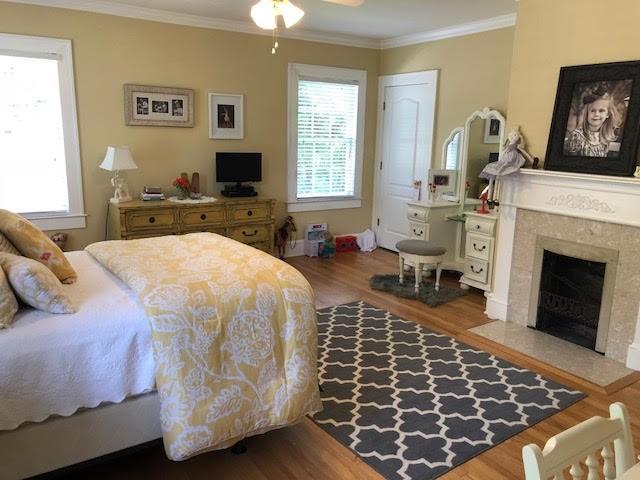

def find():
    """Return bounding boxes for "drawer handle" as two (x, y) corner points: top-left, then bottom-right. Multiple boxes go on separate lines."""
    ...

(473, 243), (487, 252)
(200, 214), (207, 221)
(470, 265), (484, 274)
(242, 229), (259, 237)
(475, 224), (481, 230)
(413, 212), (418, 217)
(148, 216), (156, 224)
(247, 210), (253, 217)
(413, 229), (423, 236)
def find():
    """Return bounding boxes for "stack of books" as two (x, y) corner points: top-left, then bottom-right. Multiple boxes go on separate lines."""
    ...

(140, 186), (165, 201)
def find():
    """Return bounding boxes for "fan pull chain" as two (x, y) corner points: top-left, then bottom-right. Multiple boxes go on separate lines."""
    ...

(272, 23), (279, 54)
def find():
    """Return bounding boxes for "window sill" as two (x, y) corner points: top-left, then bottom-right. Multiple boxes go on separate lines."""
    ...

(287, 198), (362, 213)
(22, 212), (87, 231)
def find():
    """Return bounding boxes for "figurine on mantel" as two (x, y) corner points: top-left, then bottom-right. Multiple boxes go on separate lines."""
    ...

(479, 126), (534, 205)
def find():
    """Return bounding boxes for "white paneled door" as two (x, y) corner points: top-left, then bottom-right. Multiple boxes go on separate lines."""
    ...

(374, 71), (438, 250)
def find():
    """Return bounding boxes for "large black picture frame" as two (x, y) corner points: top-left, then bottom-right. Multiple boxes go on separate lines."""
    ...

(545, 60), (640, 176)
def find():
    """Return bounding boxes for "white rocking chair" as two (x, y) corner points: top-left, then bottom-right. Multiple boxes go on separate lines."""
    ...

(522, 402), (635, 480)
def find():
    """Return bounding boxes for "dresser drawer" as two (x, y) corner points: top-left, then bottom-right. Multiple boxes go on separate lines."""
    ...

(466, 234), (492, 261)
(407, 206), (427, 222)
(409, 222), (429, 240)
(228, 204), (269, 223)
(126, 210), (177, 230)
(464, 259), (489, 284)
(182, 206), (225, 227)
(228, 224), (270, 243)
(465, 216), (495, 236)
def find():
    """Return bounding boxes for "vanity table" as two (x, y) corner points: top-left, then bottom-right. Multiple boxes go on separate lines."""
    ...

(405, 107), (505, 293)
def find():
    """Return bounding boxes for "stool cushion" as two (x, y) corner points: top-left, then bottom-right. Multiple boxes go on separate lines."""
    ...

(396, 239), (446, 256)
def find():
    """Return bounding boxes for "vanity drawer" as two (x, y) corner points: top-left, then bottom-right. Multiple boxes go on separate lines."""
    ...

(228, 224), (271, 243)
(407, 206), (427, 222)
(466, 234), (492, 261)
(228, 204), (270, 223)
(182, 206), (225, 227)
(409, 222), (429, 240)
(126, 210), (177, 230)
(464, 259), (489, 284)
(466, 216), (495, 235)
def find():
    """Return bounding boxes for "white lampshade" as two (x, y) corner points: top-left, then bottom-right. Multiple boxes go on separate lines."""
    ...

(100, 146), (138, 172)
(251, 0), (304, 30)
(279, 0), (304, 28)
(251, 0), (277, 29)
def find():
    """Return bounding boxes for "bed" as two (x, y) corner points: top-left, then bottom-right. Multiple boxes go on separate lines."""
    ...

(0, 233), (321, 479)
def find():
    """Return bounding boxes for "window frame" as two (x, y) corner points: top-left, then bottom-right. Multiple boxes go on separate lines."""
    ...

(0, 33), (85, 230)
(287, 63), (366, 213)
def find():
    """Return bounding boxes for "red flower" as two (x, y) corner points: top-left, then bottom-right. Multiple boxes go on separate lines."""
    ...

(40, 252), (51, 262)
(173, 177), (190, 189)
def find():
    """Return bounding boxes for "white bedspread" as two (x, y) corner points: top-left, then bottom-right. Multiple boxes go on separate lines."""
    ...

(0, 251), (155, 431)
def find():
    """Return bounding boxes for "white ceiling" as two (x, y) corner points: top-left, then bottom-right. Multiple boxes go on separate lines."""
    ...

(10, 0), (518, 48)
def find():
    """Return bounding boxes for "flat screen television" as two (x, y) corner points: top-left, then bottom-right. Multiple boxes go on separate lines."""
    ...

(216, 152), (262, 184)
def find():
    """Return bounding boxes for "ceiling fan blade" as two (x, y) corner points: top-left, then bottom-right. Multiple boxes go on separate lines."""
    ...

(322, 0), (365, 6)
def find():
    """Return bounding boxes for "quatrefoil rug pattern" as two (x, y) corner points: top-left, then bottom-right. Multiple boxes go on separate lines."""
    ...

(312, 302), (585, 480)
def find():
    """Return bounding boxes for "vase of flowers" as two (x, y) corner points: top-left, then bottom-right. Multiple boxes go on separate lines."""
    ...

(172, 177), (191, 200)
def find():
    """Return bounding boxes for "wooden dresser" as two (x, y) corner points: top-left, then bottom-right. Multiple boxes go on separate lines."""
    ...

(108, 197), (276, 253)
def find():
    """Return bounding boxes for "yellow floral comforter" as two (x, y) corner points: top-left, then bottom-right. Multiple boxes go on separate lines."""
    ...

(85, 233), (322, 460)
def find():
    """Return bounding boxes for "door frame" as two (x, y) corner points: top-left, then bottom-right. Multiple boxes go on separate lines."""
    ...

(372, 70), (439, 249)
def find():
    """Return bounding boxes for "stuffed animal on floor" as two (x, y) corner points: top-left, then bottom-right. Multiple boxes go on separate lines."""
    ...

(275, 216), (297, 259)
(319, 232), (336, 258)
(50, 232), (68, 251)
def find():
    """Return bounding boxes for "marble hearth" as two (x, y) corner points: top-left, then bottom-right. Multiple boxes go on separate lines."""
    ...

(485, 169), (640, 370)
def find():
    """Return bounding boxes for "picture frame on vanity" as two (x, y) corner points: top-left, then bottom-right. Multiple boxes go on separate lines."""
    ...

(124, 84), (194, 127)
(428, 169), (458, 201)
(545, 60), (640, 176)
(208, 93), (244, 139)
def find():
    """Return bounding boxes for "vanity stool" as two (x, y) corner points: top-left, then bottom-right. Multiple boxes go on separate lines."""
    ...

(396, 240), (447, 292)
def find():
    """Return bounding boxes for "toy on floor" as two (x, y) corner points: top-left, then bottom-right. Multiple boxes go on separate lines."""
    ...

(319, 232), (336, 258)
(335, 235), (359, 253)
(50, 232), (68, 251)
(275, 216), (297, 259)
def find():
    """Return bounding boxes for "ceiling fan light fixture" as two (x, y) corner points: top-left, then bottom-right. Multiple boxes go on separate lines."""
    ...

(251, 0), (277, 30)
(279, 0), (305, 28)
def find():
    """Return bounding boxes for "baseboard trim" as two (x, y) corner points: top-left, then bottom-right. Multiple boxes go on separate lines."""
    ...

(626, 342), (640, 371)
(484, 295), (508, 321)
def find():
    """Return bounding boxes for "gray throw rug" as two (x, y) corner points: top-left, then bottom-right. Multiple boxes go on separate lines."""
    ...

(369, 274), (466, 307)
(312, 302), (585, 480)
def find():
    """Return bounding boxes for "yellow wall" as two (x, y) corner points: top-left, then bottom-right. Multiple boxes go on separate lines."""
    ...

(0, 2), (379, 249)
(380, 28), (514, 169)
(507, 0), (640, 162)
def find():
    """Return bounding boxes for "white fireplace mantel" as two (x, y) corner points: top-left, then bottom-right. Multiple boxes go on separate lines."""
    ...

(486, 169), (640, 369)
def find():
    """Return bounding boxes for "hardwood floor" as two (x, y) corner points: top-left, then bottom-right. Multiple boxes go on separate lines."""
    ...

(66, 249), (640, 480)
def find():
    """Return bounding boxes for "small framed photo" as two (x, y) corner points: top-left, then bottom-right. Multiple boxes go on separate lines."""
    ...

(545, 60), (640, 176)
(209, 93), (244, 139)
(428, 169), (458, 200)
(484, 117), (502, 143)
(124, 84), (193, 127)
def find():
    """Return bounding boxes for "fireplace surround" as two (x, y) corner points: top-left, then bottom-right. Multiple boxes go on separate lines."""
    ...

(487, 169), (640, 368)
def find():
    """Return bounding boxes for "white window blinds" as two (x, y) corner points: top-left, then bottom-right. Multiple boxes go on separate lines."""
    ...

(296, 79), (359, 199)
(0, 54), (69, 214)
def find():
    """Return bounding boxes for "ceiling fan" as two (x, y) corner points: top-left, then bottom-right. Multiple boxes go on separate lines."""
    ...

(251, 0), (364, 53)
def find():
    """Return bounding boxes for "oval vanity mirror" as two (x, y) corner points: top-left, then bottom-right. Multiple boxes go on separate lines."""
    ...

(459, 107), (506, 206)
(436, 126), (464, 202)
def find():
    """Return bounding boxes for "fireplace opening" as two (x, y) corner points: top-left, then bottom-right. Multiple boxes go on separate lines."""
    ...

(535, 250), (606, 352)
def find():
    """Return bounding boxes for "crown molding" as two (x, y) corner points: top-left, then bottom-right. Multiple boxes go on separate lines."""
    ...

(4, 0), (517, 51)
(5, 0), (380, 49)
(380, 13), (517, 49)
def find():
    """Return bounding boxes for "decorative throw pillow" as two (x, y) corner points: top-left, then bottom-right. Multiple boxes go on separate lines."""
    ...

(0, 266), (19, 328)
(0, 254), (76, 314)
(0, 232), (20, 256)
(0, 209), (77, 284)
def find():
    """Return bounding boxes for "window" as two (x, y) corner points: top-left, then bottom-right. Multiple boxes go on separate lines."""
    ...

(288, 63), (366, 212)
(0, 34), (85, 230)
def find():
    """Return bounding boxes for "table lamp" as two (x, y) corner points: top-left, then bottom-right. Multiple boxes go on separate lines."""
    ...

(100, 146), (138, 203)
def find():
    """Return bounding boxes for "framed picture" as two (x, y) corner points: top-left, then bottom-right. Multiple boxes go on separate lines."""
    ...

(428, 169), (458, 200)
(545, 60), (640, 176)
(123, 84), (194, 127)
(208, 93), (244, 139)
(484, 117), (502, 143)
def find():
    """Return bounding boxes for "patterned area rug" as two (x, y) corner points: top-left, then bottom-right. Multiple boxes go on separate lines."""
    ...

(312, 302), (585, 480)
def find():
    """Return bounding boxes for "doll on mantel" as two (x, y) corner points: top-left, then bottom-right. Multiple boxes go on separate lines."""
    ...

(479, 125), (534, 205)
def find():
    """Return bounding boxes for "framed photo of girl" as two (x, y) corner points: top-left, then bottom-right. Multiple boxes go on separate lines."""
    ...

(545, 60), (640, 176)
